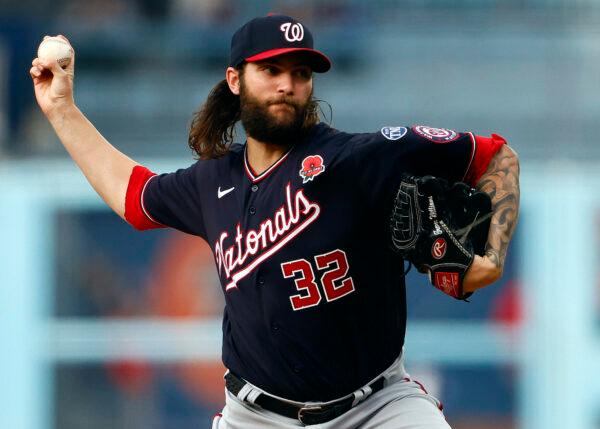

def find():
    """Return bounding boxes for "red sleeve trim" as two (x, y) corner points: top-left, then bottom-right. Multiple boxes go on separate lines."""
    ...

(124, 165), (165, 230)
(463, 133), (507, 186)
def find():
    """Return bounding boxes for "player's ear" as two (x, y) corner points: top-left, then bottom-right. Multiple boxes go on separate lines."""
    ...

(226, 67), (240, 95)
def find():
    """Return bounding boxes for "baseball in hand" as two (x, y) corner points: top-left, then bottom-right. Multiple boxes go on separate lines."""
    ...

(37, 37), (73, 69)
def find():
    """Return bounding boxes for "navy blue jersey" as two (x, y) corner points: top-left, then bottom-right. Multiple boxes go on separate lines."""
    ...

(126, 123), (503, 402)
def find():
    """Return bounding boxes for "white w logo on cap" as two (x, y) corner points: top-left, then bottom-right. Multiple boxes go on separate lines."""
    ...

(280, 22), (304, 42)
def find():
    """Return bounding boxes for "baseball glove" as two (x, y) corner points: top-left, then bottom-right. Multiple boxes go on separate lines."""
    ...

(389, 175), (492, 300)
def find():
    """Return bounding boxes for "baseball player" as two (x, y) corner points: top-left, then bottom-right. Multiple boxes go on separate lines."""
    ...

(30, 14), (520, 429)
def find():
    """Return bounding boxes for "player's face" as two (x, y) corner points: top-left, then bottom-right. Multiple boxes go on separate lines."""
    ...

(238, 55), (314, 145)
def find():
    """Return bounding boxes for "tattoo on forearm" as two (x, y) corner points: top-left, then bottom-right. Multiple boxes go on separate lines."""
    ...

(476, 145), (520, 269)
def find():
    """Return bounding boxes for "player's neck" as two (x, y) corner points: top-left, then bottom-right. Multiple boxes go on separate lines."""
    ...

(246, 137), (291, 176)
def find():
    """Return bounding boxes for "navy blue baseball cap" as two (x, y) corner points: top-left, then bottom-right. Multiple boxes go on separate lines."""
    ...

(229, 14), (331, 73)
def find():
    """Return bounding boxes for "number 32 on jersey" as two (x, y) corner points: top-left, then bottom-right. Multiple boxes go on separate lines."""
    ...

(280, 249), (355, 311)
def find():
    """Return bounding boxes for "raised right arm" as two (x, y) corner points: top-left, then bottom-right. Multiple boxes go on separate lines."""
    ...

(30, 35), (138, 220)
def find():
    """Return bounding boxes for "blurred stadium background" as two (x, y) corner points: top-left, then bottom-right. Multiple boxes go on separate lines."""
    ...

(0, 0), (599, 428)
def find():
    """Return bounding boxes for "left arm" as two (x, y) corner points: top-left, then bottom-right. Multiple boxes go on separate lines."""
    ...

(463, 143), (520, 292)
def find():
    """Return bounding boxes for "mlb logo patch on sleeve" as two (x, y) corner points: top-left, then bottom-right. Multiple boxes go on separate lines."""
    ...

(381, 126), (408, 141)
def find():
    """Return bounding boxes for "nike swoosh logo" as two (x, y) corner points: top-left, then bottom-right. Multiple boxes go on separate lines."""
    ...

(218, 186), (235, 199)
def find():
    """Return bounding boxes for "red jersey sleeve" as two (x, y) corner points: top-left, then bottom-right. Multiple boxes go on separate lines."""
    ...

(124, 165), (166, 231)
(463, 133), (507, 186)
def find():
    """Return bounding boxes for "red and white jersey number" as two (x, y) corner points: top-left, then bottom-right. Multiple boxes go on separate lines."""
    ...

(281, 259), (321, 310)
(315, 249), (355, 302)
(281, 249), (355, 311)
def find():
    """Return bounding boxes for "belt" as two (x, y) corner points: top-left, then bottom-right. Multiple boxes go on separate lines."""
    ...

(224, 372), (385, 425)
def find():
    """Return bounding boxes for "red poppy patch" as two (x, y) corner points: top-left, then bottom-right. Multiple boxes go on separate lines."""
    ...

(299, 155), (325, 184)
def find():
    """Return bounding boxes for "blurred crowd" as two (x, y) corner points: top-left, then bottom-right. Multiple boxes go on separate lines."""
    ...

(1, 0), (598, 158)
(0, 0), (359, 156)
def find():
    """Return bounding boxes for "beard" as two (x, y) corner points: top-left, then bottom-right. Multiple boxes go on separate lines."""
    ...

(239, 81), (313, 147)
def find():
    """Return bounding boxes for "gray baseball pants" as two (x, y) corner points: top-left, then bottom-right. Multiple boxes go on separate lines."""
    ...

(212, 354), (451, 429)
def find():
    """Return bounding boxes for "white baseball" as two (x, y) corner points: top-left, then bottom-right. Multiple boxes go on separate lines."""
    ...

(37, 37), (73, 69)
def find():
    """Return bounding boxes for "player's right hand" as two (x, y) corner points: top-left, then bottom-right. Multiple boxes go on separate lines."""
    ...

(30, 35), (75, 117)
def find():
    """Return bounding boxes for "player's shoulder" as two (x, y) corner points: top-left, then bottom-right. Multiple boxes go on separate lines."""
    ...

(191, 143), (244, 167)
(353, 124), (475, 148)
(172, 144), (243, 185)
(359, 124), (472, 143)
(323, 125), (411, 145)
(306, 122), (382, 154)
(296, 123), (355, 157)
(337, 125), (411, 150)
(307, 122), (351, 143)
